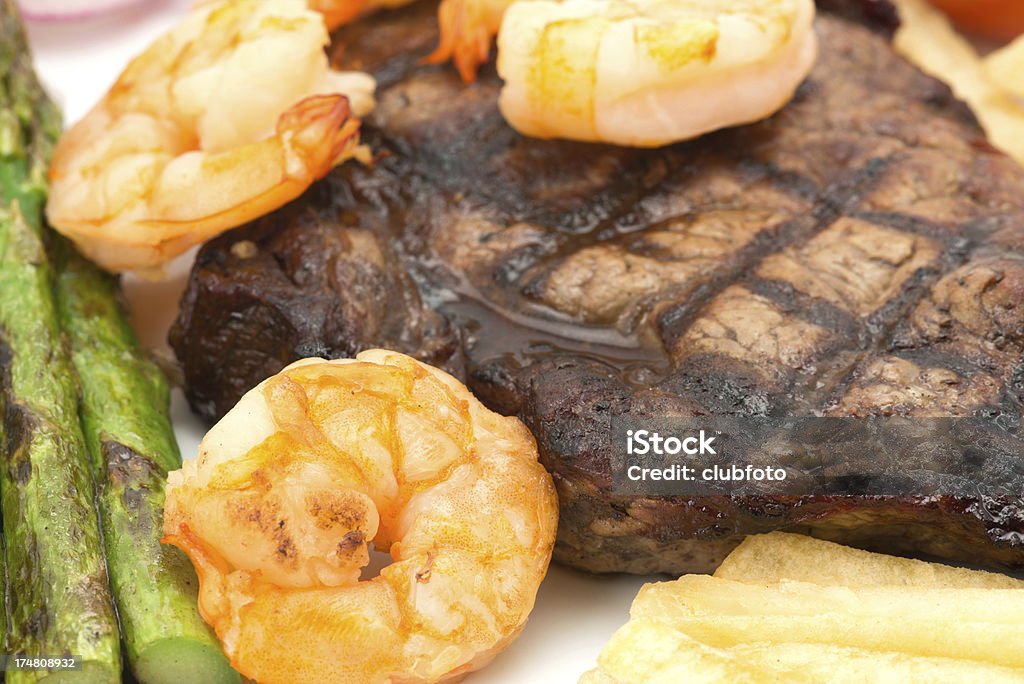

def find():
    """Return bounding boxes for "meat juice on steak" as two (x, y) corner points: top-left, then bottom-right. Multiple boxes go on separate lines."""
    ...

(171, 1), (1024, 574)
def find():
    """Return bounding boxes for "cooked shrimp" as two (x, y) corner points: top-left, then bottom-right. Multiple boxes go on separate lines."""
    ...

(498, 0), (818, 146)
(423, 0), (512, 82)
(46, 0), (376, 273)
(162, 350), (558, 684)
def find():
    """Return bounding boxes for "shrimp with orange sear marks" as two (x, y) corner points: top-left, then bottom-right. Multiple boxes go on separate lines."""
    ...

(162, 351), (558, 684)
(46, 0), (376, 273)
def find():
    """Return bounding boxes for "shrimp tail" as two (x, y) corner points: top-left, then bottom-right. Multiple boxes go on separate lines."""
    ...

(45, 0), (378, 273)
(280, 94), (363, 178)
(424, 0), (498, 83)
(53, 93), (366, 274)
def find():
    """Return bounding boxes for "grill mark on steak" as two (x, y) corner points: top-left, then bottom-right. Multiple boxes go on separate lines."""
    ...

(662, 100), (1024, 418)
(756, 226), (971, 415)
(657, 175), (955, 419)
(673, 207), (1007, 421)
(171, 1), (1024, 574)
(521, 153), (816, 285)
(852, 212), (981, 242)
(526, 195), (806, 330)
(653, 155), (893, 358)
(754, 219), (943, 317)
(851, 250), (1024, 420)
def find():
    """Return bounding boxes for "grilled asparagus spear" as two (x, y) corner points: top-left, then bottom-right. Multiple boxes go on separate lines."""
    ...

(53, 238), (239, 684)
(0, 1), (121, 681)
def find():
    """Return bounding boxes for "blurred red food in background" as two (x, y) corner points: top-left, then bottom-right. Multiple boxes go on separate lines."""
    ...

(931, 0), (1024, 40)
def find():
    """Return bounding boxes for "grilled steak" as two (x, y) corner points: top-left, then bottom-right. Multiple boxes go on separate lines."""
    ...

(171, 1), (1024, 573)
(169, 175), (465, 420)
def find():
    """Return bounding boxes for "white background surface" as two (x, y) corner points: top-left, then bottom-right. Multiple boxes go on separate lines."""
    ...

(23, 3), (655, 682)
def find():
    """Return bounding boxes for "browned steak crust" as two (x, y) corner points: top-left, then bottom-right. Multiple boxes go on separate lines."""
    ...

(169, 174), (465, 419)
(171, 1), (1024, 573)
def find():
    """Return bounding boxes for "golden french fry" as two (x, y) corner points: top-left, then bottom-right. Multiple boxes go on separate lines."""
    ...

(714, 532), (1024, 589)
(584, 620), (791, 684)
(630, 575), (1024, 668)
(586, 534), (1024, 683)
(986, 36), (1024, 99)
(584, 618), (1024, 684)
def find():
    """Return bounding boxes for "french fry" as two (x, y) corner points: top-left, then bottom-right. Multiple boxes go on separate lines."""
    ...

(584, 618), (1024, 684)
(986, 36), (1024, 99)
(740, 641), (1024, 684)
(585, 534), (1024, 682)
(630, 576), (1024, 668)
(714, 532), (1024, 589)
(583, 620), (789, 684)
(634, 574), (1024, 623)
(674, 613), (1024, 670)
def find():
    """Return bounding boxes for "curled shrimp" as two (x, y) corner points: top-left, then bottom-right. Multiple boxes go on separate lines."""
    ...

(498, 0), (819, 147)
(46, 0), (377, 273)
(162, 350), (558, 684)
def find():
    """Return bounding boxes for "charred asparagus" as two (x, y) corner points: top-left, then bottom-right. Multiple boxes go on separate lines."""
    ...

(0, 1), (121, 681)
(53, 238), (239, 684)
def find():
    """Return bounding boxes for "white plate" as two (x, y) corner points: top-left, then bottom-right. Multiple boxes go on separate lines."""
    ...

(25, 5), (653, 683)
